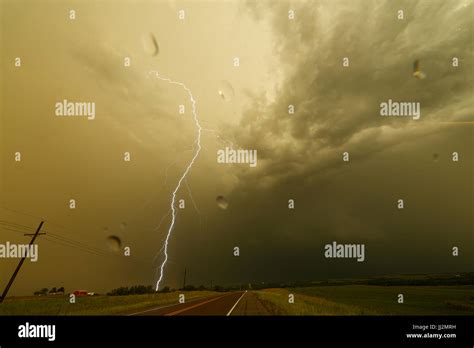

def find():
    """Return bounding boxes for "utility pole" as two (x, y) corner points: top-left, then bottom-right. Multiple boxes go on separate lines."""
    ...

(183, 267), (187, 290)
(0, 221), (44, 304)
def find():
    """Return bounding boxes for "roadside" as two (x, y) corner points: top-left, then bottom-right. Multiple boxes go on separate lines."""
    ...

(0, 291), (219, 315)
(250, 286), (474, 315)
(127, 292), (242, 316)
(230, 291), (272, 315)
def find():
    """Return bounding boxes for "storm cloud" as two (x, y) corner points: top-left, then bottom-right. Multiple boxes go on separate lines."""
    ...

(1, 0), (472, 295)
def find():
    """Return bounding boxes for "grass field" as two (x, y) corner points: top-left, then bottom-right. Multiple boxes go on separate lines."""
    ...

(2, 285), (473, 315)
(0, 291), (218, 315)
(255, 285), (474, 315)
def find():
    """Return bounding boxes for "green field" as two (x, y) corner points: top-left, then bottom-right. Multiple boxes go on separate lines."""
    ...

(0, 291), (218, 315)
(2, 284), (473, 315)
(255, 285), (474, 315)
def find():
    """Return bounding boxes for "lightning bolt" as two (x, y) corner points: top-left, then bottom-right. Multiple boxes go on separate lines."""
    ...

(149, 70), (202, 291)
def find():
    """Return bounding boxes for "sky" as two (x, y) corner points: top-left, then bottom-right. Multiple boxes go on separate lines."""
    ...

(0, 0), (473, 296)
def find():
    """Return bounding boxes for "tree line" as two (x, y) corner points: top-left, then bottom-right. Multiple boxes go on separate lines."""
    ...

(106, 284), (238, 296)
(33, 287), (65, 295)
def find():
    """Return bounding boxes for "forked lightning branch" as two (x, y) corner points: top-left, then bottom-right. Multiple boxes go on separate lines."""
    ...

(148, 71), (202, 291)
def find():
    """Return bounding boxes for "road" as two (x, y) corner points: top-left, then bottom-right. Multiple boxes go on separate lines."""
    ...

(128, 291), (271, 316)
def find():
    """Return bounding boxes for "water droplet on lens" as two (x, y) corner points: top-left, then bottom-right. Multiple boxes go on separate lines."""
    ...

(106, 235), (122, 252)
(143, 33), (159, 57)
(120, 223), (127, 230)
(433, 153), (439, 161)
(216, 195), (229, 210)
(217, 81), (234, 102)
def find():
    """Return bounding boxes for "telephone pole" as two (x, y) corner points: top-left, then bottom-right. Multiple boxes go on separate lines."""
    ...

(0, 221), (44, 303)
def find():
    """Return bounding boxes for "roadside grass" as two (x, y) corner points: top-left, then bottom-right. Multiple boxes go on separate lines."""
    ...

(255, 288), (365, 315)
(255, 285), (474, 315)
(0, 291), (219, 315)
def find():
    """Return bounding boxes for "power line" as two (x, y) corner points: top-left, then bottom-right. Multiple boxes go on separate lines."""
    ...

(0, 206), (118, 254)
(0, 221), (107, 252)
(41, 236), (110, 257)
(1, 225), (114, 258)
(0, 221), (44, 303)
(0, 207), (118, 254)
(1, 208), (155, 267)
(1, 208), (117, 253)
(0, 221), (114, 258)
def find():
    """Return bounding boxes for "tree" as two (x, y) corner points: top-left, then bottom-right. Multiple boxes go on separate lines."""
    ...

(107, 285), (156, 296)
(49, 287), (57, 294)
(40, 288), (48, 295)
(107, 287), (128, 296)
(57, 287), (65, 293)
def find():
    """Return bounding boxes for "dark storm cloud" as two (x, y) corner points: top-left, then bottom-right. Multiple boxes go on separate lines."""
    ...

(1, 0), (472, 295)
(200, 0), (473, 282)
(234, 0), (473, 183)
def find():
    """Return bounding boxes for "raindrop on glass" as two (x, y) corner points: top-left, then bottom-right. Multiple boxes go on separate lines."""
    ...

(106, 235), (122, 252)
(216, 195), (229, 210)
(217, 81), (235, 102)
(143, 33), (159, 57)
